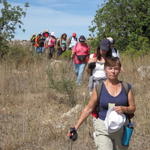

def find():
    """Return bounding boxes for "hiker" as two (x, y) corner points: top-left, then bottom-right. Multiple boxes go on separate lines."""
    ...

(34, 33), (42, 53)
(45, 32), (56, 59)
(57, 33), (67, 56)
(71, 35), (90, 85)
(106, 37), (125, 72)
(68, 57), (136, 150)
(30, 34), (36, 47)
(67, 33), (78, 50)
(42, 30), (49, 38)
(87, 39), (112, 94)
(107, 37), (120, 58)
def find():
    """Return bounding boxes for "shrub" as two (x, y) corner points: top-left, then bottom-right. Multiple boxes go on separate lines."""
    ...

(47, 61), (77, 107)
(123, 36), (150, 57)
(59, 50), (72, 60)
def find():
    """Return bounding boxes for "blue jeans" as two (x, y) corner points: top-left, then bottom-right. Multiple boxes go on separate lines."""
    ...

(74, 63), (86, 85)
(36, 47), (44, 53)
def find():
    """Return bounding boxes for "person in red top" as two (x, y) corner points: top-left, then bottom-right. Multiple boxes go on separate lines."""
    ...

(71, 35), (90, 85)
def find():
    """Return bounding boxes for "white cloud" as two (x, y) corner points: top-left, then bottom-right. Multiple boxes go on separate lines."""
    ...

(15, 4), (94, 40)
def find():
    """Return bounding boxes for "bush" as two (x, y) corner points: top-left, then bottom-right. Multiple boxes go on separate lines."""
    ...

(124, 36), (150, 57)
(47, 61), (77, 107)
(0, 40), (9, 58)
(59, 50), (72, 60)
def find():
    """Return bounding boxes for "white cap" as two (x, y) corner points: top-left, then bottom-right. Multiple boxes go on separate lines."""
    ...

(107, 37), (114, 44)
(44, 29), (49, 32)
(104, 108), (126, 133)
(51, 32), (55, 36)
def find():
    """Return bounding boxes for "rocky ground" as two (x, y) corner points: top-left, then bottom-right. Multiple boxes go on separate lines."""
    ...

(0, 57), (150, 150)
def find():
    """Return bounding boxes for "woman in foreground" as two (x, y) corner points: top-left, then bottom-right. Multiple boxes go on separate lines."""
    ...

(68, 57), (136, 150)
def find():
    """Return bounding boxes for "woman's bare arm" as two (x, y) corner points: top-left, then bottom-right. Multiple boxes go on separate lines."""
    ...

(114, 89), (136, 114)
(74, 88), (98, 130)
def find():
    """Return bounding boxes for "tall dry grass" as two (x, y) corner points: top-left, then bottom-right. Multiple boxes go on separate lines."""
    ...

(0, 45), (150, 150)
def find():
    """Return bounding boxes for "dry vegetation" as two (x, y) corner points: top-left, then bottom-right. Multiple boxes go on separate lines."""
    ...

(0, 48), (150, 150)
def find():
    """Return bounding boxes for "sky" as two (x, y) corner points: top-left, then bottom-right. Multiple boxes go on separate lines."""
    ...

(6, 0), (104, 40)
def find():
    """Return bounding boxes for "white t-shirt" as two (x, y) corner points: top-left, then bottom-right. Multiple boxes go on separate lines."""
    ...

(92, 62), (106, 79)
(69, 37), (77, 48)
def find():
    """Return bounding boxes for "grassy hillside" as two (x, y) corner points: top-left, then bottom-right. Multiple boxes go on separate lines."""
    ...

(0, 44), (150, 150)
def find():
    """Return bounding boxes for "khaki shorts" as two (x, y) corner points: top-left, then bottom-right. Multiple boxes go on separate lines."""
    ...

(93, 118), (128, 150)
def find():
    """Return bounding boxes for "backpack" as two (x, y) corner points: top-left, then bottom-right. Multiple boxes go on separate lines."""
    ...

(38, 36), (45, 47)
(114, 48), (117, 53)
(30, 35), (36, 43)
(77, 55), (88, 62)
(92, 81), (134, 119)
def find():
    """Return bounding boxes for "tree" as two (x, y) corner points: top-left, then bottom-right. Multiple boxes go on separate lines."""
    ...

(89, 0), (150, 51)
(0, 0), (29, 57)
(0, 0), (29, 40)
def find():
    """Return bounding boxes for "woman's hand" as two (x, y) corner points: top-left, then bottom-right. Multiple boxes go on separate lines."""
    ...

(67, 127), (78, 141)
(88, 57), (96, 63)
(113, 106), (124, 114)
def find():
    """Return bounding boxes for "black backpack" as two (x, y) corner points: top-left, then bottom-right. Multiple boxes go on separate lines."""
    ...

(38, 36), (45, 47)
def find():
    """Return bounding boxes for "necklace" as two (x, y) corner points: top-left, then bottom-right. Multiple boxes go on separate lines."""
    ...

(105, 80), (121, 97)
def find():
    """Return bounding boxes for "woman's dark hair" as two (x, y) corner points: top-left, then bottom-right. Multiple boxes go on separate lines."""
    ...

(96, 46), (102, 60)
(104, 57), (121, 68)
(61, 33), (67, 40)
(106, 48), (113, 57)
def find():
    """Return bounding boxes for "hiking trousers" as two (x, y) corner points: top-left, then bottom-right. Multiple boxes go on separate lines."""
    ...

(74, 63), (86, 85)
(48, 46), (55, 58)
(93, 118), (128, 150)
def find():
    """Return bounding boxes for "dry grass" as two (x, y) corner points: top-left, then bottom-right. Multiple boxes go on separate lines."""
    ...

(0, 51), (150, 150)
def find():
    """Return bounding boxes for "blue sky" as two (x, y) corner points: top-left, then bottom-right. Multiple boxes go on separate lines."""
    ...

(6, 0), (104, 40)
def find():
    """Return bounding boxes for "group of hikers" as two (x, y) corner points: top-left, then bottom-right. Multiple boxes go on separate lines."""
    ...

(30, 30), (78, 59)
(31, 30), (136, 150)
(66, 35), (136, 150)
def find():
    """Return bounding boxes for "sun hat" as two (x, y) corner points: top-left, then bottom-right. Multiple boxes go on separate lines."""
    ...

(100, 39), (111, 51)
(43, 29), (49, 32)
(79, 35), (86, 42)
(104, 108), (126, 133)
(72, 33), (77, 37)
(51, 32), (55, 36)
(107, 37), (115, 44)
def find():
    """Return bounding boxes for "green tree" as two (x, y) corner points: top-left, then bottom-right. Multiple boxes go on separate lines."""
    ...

(0, 0), (29, 40)
(0, 0), (29, 57)
(89, 0), (150, 51)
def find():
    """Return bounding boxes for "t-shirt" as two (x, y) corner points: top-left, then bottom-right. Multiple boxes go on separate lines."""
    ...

(45, 36), (56, 47)
(73, 42), (90, 64)
(69, 37), (77, 48)
(98, 82), (131, 120)
(92, 62), (106, 79)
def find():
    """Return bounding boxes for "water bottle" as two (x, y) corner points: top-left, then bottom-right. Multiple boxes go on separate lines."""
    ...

(122, 123), (134, 146)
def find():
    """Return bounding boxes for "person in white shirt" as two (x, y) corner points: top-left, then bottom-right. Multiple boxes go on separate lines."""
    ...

(87, 39), (111, 94)
(107, 37), (120, 58)
(68, 33), (78, 50)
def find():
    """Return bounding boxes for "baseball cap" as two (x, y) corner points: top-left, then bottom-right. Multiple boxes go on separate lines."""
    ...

(79, 35), (86, 42)
(72, 33), (77, 37)
(100, 39), (111, 51)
